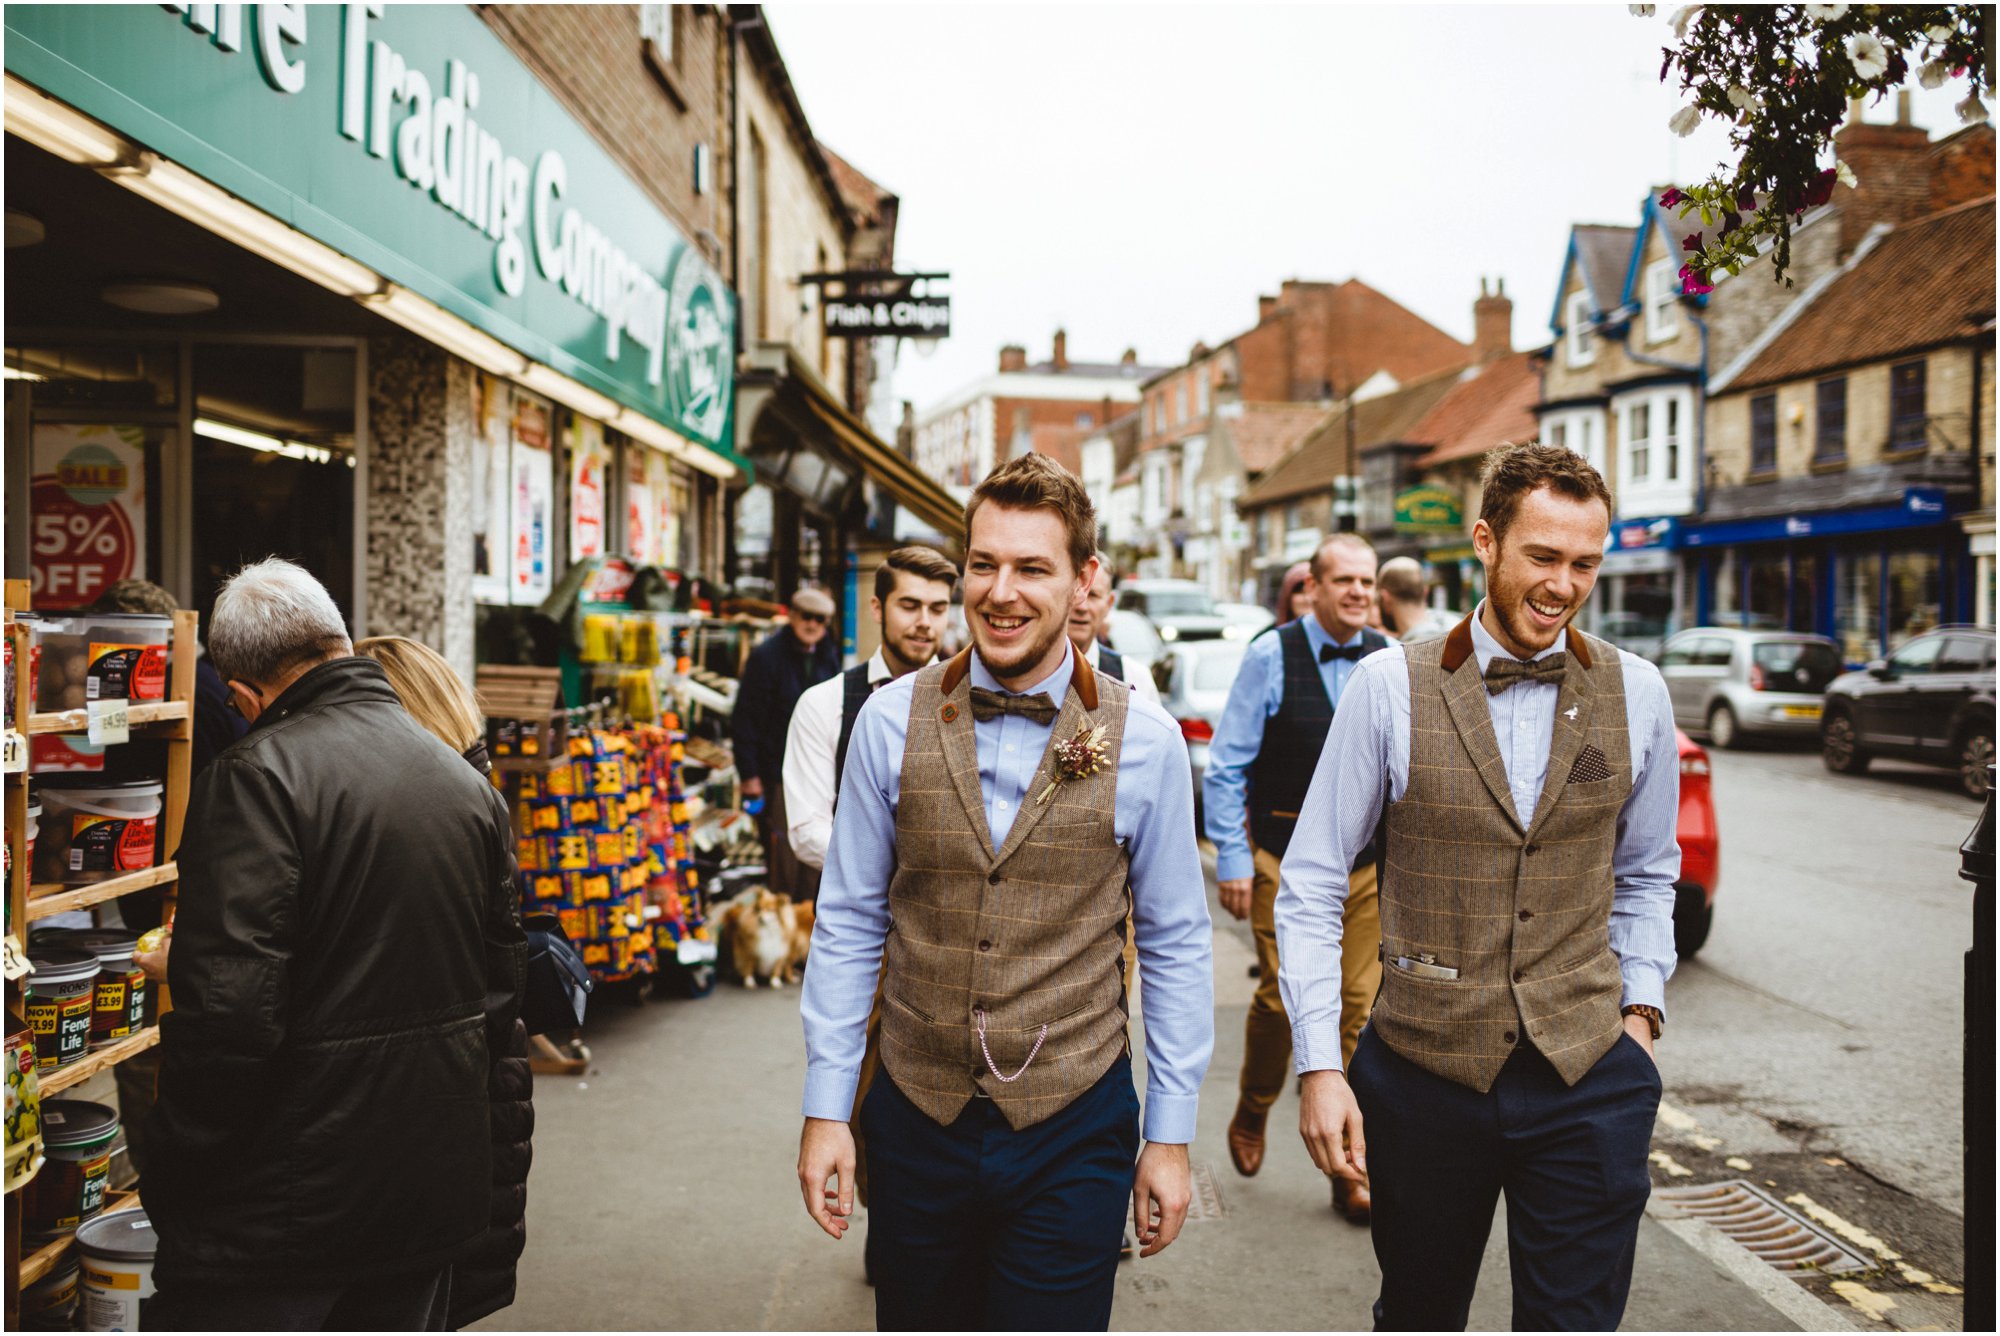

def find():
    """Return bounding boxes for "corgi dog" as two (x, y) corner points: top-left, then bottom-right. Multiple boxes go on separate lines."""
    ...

(725, 888), (795, 988)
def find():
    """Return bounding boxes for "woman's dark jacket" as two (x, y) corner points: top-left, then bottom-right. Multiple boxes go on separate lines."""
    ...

(147, 658), (528, 1290)
(447, 741), (536, 1329)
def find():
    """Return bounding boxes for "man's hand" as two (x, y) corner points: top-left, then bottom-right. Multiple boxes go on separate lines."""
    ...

(1298, 1069), (1366, 1183)
(1217, 877), (1253, 921)
(741, 776), (765, 799)
(797, 1117), (856, 1240)
(1131, 1141), (1192, 1258)
(133, 937), (171, 984)
(1623, 1012), (1657, 1064)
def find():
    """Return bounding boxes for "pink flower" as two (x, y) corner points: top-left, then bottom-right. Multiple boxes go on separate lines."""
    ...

(1800, 168), (1837, 209)
(1678, 263), (1714, 296)
(1682, 230), (1704, 252)
(1659, 187), (1687, 208)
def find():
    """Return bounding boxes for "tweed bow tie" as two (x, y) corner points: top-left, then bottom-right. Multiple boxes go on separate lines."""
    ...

(1482, 652), (1568, 695)
(1319, 642), (1368, 663)
(968, 688), (1060, 725)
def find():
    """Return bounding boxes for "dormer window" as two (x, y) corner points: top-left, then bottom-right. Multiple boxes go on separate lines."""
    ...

(1644, 258), (1679, 344)
(1565, 289), (1596, 368)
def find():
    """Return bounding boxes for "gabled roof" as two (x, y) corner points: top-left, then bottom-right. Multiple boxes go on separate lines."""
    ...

(1719, 196), (1995, 394)
(818, 143), (897, 227)
(1620, 188), (1706, 308)
(1549, 224), (1638, 333)
(1228, 402), (1337, 474)
(1239, 365), (1467, 508)
(1408, 351), (1543, 467)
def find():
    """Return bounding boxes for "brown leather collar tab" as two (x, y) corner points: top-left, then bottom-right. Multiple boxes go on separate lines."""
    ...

(1439, 613), (1477, 673)
(1565, 624), (1594, 671)
(1072, 647), (1099, 711)
(939, 647), (975, 695)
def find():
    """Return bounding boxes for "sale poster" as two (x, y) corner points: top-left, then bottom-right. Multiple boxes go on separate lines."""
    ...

(656, 453), (686, 573)
(569, 417), (607, 564)
(625, 447), (654, 567)
(470, 374), (512, 606)
(30, 424), (148, 609)
(511, 396), (554, 605)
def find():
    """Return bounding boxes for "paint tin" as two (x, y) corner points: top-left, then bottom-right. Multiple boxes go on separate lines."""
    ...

(77, 1207), (156, 1332)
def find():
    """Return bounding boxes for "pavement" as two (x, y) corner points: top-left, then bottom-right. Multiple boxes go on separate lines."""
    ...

(478, 858), (1824, 1332)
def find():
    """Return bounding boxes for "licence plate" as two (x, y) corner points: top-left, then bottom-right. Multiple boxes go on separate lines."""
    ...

(1782, 704), (1822, 719)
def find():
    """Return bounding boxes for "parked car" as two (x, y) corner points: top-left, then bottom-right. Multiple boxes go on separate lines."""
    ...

(1674, 728), (1720, 958)
(1103, 608), (1163, 673)
(1214, 601), (1276, 641)
(1114, 578), (1230, 643)
(1153, 637), (1248, 829)
(1597, 610), (1671, 665)
(1658, 628), (1843, 748)
(1821, 625), (1995, 799)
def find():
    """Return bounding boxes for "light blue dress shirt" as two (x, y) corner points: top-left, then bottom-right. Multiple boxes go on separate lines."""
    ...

(801, 642), (1215, 1143)
(1273, 604), (1681, 1074)
(1203, 614), (1370, 883)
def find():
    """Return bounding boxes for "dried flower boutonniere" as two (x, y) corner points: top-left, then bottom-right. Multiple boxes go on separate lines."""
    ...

(1036, 723), (1110, 805)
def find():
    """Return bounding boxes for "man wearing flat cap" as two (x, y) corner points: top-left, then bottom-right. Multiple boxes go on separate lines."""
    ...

(735, 586), (841, 903)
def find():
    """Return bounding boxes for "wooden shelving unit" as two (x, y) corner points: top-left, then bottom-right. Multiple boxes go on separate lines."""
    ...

(5, 583), (197, 1321)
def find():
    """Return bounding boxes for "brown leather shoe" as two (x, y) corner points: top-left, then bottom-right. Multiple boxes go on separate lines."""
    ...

(1331, 1175), (1373, 1224)
(1227, 1104), (1268, 1178)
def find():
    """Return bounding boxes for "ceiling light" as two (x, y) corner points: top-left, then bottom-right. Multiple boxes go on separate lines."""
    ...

(517, 362), (625, 426)
(195, 416), (333, 464)
(6, 209), (45, 248)
(363, 284), (530, 377)
(4, 75), (124, 166)
(116, 155), (381, 297)
(3, 366), (48, 382)
(102, 280), (220, 315)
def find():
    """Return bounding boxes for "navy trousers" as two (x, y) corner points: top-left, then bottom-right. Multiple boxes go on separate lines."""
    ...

(861, 1055), (1140, 1332)
(1348, 1024), (1662, 1332)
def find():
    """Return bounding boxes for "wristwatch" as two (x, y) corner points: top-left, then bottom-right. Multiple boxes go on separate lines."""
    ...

(1621, 1004), (1664, 1040)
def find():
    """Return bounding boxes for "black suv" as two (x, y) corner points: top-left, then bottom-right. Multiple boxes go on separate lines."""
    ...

(1821, 625), (1995, 798)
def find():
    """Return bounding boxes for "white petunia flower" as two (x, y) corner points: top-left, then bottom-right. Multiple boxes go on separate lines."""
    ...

(1804, 3), (1848, 21)
(1669, 104), (1703, 137)
(1845, 32), (1890, 81)
(1668, 5), (1703, 40)
(1920, 58), (1950, 89)
(1958, 92), (1989, 125)
(1927, 23), (1953, 41)
(1629, 3), (1656, 14)
(1726, 85), (1763, 115)
(1834, 160), (1858, 189)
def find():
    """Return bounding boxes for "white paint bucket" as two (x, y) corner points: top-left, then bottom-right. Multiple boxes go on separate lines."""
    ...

(76, 1206), (155, 1332)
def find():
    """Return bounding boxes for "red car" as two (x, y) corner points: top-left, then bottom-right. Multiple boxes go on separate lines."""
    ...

(1674, 728), (1720, 957)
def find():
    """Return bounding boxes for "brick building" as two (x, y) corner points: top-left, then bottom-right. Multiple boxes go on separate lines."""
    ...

(914, 332), (1166, 502)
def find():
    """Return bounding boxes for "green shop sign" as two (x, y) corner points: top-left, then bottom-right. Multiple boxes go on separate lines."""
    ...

(5, 2), (740, 468)
(1394, 484), (1463, 533)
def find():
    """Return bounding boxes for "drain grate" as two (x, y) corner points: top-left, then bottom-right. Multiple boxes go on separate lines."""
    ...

(1651, 1180), (1872, 1274)
(1185, 1162), (1227, 1222)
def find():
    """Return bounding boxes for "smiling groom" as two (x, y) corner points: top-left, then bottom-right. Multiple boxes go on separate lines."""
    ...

(798, 452), (1214, 1331)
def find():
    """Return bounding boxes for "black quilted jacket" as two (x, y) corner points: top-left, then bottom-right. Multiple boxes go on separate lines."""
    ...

(147, 658), (527, 1289)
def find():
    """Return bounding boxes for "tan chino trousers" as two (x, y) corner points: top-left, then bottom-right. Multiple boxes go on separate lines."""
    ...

(1240, 846), (1380, 1115)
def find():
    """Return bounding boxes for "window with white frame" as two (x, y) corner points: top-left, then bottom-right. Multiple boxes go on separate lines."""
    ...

(1174, 383), (1187, 424)
(1663, 396), (1681, 481)
(1566, 290), (1596, 367)
(1627, 401), (1652, 483)
(1644, 259), (1679, 344)
(1548, 420), (1566, 451)
(1196, 374), (1210, 417)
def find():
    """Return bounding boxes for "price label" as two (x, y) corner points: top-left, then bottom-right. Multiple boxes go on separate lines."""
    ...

(2, 730), (25, 774)
(1, 934), (29, 982)
(87, 698), (130, 746)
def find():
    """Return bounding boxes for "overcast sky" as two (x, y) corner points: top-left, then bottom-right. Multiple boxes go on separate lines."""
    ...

(763, 3), (1973, 416)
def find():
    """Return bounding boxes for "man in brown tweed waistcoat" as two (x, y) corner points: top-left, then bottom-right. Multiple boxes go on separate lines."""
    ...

(1276, 443), (1681, 1331)
(798, 453), (1214, 1331)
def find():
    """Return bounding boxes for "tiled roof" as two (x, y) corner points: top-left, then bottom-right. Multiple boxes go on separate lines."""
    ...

(818, 142), (895, 226)
(1410, 351), (1544, 467)
(1239, 365), (1467, 507)
(1724, 196), (1995, 393)
(1020, 359), (1172, 379)
(1574, 224), (1638, 313)
(1228, 402), (1336, 474)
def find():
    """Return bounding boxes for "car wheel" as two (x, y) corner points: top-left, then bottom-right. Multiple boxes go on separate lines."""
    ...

(1959, 727), (1995, 800)
(1673, 883), (1713, 958)
(1821, 710), (1870, 775)
(1707, 703), (1741, 750)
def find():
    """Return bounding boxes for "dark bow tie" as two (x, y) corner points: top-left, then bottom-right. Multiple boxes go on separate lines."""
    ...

(1320, 641), (1368, 663)
(1483, 652), (1568, 695)
(968, 687), (1060, 725)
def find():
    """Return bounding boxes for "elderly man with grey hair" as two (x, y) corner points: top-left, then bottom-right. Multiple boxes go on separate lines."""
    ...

(144, 558), (526, 1332)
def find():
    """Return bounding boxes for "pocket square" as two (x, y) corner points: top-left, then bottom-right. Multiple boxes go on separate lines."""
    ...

(1568, 744), (1612, 784)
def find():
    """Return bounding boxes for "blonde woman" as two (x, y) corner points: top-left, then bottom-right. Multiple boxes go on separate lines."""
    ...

(353, 636), (531, 1331)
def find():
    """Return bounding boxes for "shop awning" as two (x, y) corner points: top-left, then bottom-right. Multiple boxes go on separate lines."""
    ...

(734, 342), (964, 542)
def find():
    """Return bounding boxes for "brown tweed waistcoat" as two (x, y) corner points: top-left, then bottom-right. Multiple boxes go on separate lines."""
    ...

(878, 648), (1133, 1130)
(1371, 616), (1633, 1092)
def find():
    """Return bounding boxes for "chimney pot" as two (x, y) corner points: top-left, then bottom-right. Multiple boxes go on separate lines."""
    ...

(1257, 295), (1278, 322)
(1121, 348), (1137, 366)
(1472, 276), (1513, 363)
(1052, 329), (1069, 372)
(999, 344), (1028, 373)
(1896, 89), (1912, 125)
